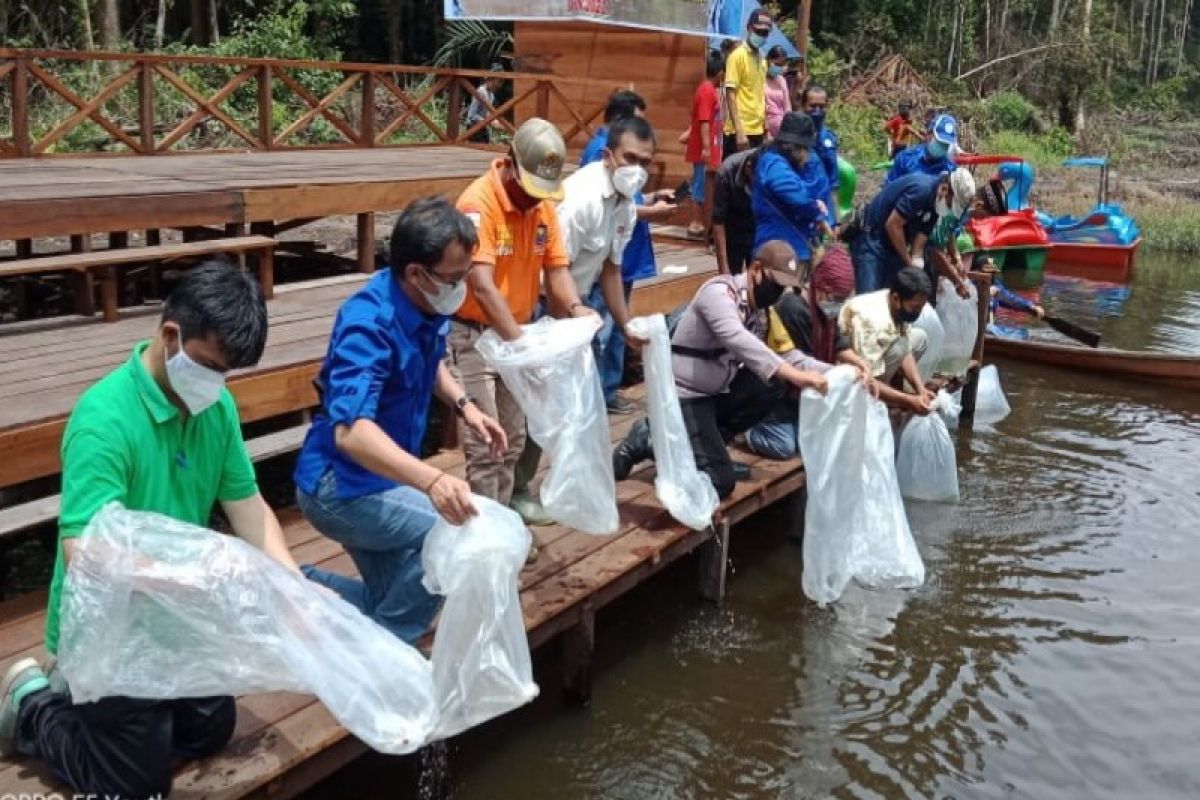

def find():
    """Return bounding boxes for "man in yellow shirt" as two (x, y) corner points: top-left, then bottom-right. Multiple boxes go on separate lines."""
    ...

(723, 8), (773, 158)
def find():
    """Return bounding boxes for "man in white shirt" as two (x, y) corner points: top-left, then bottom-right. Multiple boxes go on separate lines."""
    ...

(508, 115), (654, 524)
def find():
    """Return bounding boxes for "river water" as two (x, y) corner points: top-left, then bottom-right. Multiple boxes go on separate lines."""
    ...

(350, 248), (1199, 800)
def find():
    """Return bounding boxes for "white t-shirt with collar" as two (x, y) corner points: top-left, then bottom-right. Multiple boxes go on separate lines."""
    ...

(554, 160), (637, 297)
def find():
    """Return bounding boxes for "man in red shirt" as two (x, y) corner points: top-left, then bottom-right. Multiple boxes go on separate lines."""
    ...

(884, 101), (919, 157)
(686, 50), (726, 238)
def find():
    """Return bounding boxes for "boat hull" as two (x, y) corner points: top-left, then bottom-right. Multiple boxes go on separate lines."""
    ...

(1046, 238), (1142, 270)
(985, 335), (1200, 391)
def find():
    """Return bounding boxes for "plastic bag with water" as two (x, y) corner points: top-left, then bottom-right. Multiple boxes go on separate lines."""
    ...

(896, 391), (960, 503)
(973, 364), (1012, 425)
(421, 497), (538, 738)
(797, 366), (925, 605)
(60, 502), (538, 753)
(626, 314), (719, 531)
(935, 278), (979, 376)
(912, 304), (946, 383)
(476, 316), (618, 534)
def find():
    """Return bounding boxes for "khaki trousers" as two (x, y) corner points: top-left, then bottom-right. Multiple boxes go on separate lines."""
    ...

(445, 321), (526, 504)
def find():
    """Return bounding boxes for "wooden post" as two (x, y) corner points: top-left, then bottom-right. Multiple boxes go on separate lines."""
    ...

(109, 231), (129, 249)
(146, 229), (163, 298)
(360, 71), (376, 147)
(100, 267), (120, 322)
(70, 232), (96, 316)
(561, 607), (595, 706)
(446, 79), (462, 142)
(256, 245), (275, 299)
(13, 57), (30, 157)
(258, 65), (273, 150)
(961, 271), (994, 424)
(15, 239), (32, 259)
(795, 0), (812, 59)
(697, 518), (731, 603)
(535, 81), (550, 120)
(357, 212), (375, 273)
(139, 62), (155, 153)
(786, 488), (807, 544)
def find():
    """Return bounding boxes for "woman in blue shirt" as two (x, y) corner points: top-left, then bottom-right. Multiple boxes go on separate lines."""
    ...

(751, 112), (830, 273)
(293, 198), (509, 644)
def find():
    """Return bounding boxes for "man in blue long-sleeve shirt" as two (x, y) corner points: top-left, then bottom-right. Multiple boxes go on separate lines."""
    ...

(751, 113), (830, 275)
(886, 113), (958, 184)
(798, 85), (839, 226)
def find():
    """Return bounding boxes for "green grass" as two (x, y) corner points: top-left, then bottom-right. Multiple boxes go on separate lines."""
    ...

(979, 129), (1075, 171)
(1139, 200), (1200, 254)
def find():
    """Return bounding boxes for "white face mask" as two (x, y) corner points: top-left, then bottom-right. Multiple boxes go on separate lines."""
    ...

(419, 268), (468, 315)
(612, 165), (648, 198)
(165, 340), (225, 415)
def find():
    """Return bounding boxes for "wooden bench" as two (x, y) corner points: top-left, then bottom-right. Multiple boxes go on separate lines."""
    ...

(0, 423), (312, 543)
(0, 388), (806, 799)
(0, 236), (277, 322)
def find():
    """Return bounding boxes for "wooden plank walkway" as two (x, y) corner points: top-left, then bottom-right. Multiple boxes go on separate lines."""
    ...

(0, 148), (501, 241)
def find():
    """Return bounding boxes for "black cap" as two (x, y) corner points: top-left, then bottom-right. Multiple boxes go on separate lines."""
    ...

(748, 8), (773, 28)
(775, 112), (815, 148)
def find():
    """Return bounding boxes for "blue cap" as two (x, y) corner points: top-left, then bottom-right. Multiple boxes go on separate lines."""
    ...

(931, 114), (959, 145)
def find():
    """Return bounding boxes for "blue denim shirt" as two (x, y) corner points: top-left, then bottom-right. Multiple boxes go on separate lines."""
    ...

(294, 269), (449, 499)
(581, 127), (657, 282)
(886, 143), (956, 184)
(751, 148), (826, 260)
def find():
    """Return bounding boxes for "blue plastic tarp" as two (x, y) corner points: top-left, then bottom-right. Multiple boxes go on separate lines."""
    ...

(1063, 156), (1108, 168)
(708, 0), (800, 57)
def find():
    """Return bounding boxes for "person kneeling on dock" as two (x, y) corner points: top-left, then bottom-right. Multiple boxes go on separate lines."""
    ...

(294, 198), (509, 644)
(838, 268), (937, 415)
(0, 262), (298, 800)
(611, 240), (829, 499)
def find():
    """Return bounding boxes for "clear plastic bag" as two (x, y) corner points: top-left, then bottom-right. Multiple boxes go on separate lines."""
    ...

(973, 364), (1011, 425)
(935, 278), (979, 377)
(421, 496), (539, 739)
(896, 391), (960, 503)
(60, 504), (438, 754)
(476, 316), (618, 534)
(626, 314), (719, 531)
(912, 304), (945, 383)
(797, 366), (926, 605)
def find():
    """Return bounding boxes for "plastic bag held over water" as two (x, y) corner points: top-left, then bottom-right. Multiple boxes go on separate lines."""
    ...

(626, 314), (720, 531)
(935, 278), (979, 377)
(797, 366), (925, 605)
(896, 391), (960, 503)
(476, 316), (618, 535)
(59, 504), (438, 754)
(973, 364), (1012, 425)
(421, 496), (539, 739)
(912, 304), (946, 383)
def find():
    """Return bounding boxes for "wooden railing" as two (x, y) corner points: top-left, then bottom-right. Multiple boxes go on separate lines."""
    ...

(0, 48), (607, 157)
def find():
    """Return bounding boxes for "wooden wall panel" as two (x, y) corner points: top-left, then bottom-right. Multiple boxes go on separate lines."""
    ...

(514, 21), (706, 187)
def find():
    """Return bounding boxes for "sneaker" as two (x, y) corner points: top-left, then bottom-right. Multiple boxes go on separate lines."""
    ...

(0, 658), (49, 758)
(510, 491), (555, 527)
(606, 393), (634, 414)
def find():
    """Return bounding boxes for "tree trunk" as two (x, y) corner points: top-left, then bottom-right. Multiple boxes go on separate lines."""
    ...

(1049, 0), (1062, 36)
(795, 0), (812, 56)
(99, 0), (120, 49)
(1139, 0), (1151, 74)
(947, 0), (960, 74)
(155, 0), (169, 47)
(1075, 0), (1093, 132)
(1178, 0), (1194, 76)
(207, 0), (220, 44)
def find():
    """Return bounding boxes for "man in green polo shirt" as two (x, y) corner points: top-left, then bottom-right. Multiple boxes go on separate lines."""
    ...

(0, 261), (297, 800)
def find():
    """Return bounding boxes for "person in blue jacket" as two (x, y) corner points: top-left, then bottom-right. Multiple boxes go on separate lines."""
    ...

(798, 84), (839, 228)
(580, 89), (675, 413)
(751, 112), (830, 274)
(886, 113), (958, 183)
(849, 169), (973, 293)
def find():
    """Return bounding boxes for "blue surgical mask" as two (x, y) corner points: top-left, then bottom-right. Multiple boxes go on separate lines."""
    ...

(927, 139), (949, 159)
(748, 32), (767, 49)
(808, 109), (826, 129)
(767, 64), (784, 77)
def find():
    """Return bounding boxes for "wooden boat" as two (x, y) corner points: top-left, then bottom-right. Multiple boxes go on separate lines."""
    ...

(984, 335), (1200, 391)
(1046, 237), (1142, 270)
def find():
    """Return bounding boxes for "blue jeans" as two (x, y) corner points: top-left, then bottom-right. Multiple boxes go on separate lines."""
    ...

(598, 281), (634, 402)
(745, 419), (799, 460)
(850, 233), (906, 294)
(297, 471), (441, 644)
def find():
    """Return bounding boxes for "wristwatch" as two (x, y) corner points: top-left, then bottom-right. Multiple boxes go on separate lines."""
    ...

(453, 395), (474, 417)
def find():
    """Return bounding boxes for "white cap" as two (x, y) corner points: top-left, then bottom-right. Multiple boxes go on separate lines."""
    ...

(949, 167), (976, 216)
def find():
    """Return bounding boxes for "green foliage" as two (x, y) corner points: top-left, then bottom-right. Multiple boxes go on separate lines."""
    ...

(827, 103), (888, 165)
(981, 129), (1074, 170)
(983, 91), (1040, 132)
(1132, 75), (1193, 119)
(433, 20), (513, 68)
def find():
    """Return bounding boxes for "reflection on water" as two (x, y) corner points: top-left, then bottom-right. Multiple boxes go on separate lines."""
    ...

(329, 251), (1200, 799)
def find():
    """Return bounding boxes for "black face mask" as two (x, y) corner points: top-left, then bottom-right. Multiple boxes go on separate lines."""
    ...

(754, 274), (786, 310)
(893, 304), (922, 324)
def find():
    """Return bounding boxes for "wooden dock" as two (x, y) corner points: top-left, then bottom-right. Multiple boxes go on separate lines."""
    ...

(0, 238), (808, 799)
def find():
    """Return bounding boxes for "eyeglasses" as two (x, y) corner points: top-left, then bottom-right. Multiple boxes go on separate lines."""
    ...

(423, 265), (465, 288)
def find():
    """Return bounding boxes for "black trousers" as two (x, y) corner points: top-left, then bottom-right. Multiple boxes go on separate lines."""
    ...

(16, 688), (236, 800)
(724, 233), (754, 276)
(467, 127), (490, 143)
(680, 368), (785, 499)
(723, 132), (764, 161)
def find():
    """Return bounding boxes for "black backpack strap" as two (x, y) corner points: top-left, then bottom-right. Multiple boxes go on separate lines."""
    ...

(671, 343), (728, 360)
